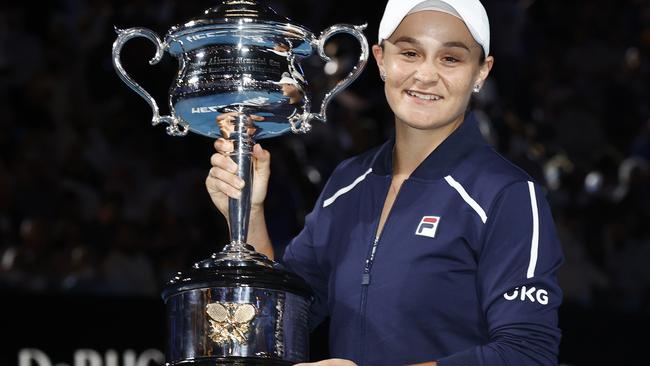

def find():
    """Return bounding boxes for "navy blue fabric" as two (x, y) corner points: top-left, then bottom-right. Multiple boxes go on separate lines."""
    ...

(281, 113), (564, 365)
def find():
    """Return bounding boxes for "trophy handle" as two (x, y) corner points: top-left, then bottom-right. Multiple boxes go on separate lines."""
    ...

(112, 27), (188, 136)
(305, 23), (369, 127)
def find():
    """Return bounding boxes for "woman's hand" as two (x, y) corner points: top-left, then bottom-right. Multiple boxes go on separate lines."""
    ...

(294, 359), (358, 366)
(205, 138), (271, 220)
(293, 359), (436, 366)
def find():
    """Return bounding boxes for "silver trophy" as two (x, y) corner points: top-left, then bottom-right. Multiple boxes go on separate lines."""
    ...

(112, 0), (368, 364)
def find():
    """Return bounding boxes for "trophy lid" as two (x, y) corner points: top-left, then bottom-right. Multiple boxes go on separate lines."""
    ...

(168, 0), (313, 40)
(202, 0), (293, 24)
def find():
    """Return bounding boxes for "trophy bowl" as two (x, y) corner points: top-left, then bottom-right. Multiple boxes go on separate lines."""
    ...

(112, 0), (368, 365)
(112, 0), (368, 140)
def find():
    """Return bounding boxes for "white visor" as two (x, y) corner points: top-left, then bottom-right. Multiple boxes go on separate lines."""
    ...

(378, 0), (490, 56)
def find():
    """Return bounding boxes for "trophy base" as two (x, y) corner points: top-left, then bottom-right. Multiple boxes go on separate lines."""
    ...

(168, 356), (294, 365)
(162, 259), (312, 365)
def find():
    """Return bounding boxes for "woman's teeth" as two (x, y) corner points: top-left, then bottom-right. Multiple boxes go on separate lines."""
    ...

(406, 90), (441, 101)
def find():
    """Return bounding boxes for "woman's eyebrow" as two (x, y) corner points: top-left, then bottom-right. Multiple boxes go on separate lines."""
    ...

(391, 37), (473, 52)
(442, 41), (472, 51)
(392, 36), (421, 45)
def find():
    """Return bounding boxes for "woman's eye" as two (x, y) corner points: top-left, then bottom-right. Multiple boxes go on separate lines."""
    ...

(401, 51), (418, 58)
(442, 56), (459, 63)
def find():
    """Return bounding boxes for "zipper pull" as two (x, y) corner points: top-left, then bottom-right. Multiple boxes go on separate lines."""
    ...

(361, 236), (379, 286)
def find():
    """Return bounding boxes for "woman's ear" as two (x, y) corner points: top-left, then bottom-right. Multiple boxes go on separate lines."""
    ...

(475, 55), (494, 89)
(372, 44), (385, 78)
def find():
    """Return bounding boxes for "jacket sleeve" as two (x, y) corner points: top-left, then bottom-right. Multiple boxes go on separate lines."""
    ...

(279, 179), (334, 330)
(438, 181), (564, 366)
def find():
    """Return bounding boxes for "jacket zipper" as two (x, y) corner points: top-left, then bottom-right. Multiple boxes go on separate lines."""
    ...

(359, 178), (405, 363)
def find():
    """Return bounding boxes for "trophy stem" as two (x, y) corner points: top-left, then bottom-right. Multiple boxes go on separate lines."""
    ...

(206, 112), (274, 267)
(228, 113), (254, 248)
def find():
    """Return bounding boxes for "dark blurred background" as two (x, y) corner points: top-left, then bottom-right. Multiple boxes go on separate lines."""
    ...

(1, 0), (649, 365)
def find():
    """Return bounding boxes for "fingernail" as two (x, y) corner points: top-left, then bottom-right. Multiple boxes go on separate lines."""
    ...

(237, 179), (245, 188)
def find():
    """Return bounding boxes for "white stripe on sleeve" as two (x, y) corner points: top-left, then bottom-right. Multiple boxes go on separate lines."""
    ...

(526, 181), (540, 278)
(444, 175), (488, 224)
(323, 169), (373, 208)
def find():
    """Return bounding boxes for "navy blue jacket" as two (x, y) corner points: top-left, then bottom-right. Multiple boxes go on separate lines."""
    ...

(281, 113), (564, 365)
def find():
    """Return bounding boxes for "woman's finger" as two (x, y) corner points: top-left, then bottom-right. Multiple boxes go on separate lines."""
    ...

(207, 176), (242, 199)
(214, 138), (234, 154)
(210, 153), (238, 173)
(252, 143), (271, 178)
(209, 167), (245, 190)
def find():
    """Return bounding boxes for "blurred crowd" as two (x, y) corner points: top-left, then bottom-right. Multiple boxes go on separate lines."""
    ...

(0, 0), (649, 318)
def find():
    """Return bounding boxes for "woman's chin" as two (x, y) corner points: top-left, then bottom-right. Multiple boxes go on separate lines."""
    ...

(395, 110), (465, 133)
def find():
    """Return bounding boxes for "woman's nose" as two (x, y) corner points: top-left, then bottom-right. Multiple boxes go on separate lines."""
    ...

(413, 63), (439, 84)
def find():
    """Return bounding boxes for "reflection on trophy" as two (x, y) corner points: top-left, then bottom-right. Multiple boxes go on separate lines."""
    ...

(273, 72), (305, 104)
(112, 0), (368, 365)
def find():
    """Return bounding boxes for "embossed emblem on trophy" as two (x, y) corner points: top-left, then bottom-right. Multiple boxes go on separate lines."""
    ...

(112, 1), (368, 364)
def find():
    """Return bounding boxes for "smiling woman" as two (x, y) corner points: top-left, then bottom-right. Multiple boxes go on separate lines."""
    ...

(373, 9), (493, 149)
(206, 0), (564, 365)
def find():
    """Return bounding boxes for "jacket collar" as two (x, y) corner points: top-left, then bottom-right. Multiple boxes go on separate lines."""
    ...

(369, 112), (488, 180)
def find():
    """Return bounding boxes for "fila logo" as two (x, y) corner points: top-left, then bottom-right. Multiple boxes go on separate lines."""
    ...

(415, 216), (441, 238)
(503, 286), (549, 305)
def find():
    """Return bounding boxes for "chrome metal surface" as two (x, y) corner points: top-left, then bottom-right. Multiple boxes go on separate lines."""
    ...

(112, 0), (369, 261)
(112, 27), (189, 136)
(113, 1), (367, 363)
(308, 23), (369, 125)
(165, 286), (310, 364)
(112, 1), (368, 139)
(227, 112), (254, 245)
(170, 0), (303, 34)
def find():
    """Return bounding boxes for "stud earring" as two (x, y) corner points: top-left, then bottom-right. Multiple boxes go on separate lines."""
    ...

(380, 71), (386, 82)
(473, 84), (481, 93)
